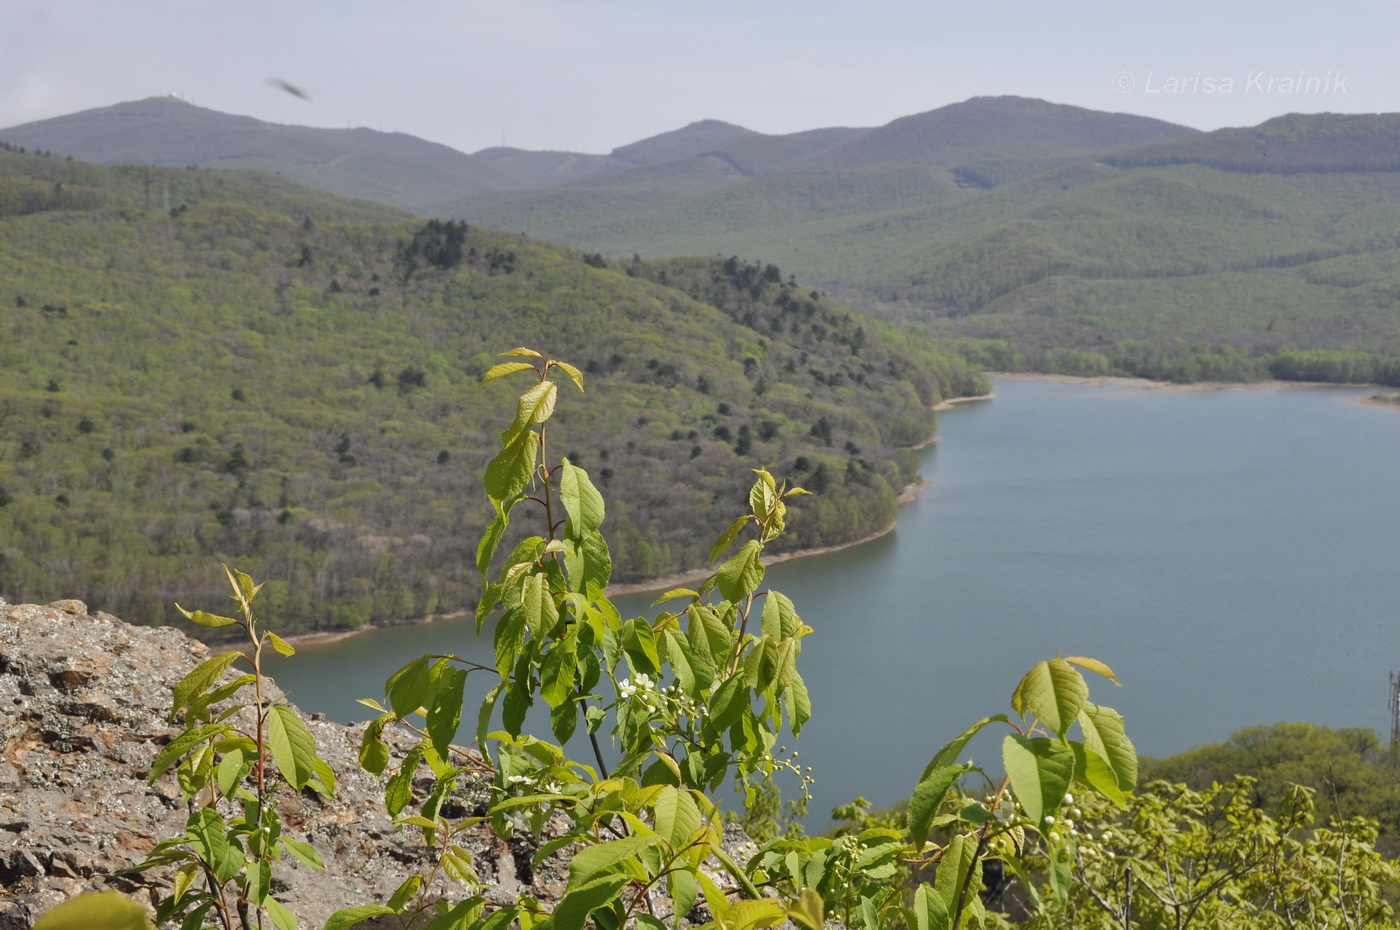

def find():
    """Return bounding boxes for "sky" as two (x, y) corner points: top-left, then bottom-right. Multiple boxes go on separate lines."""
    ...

(2, 0), (1398, 156)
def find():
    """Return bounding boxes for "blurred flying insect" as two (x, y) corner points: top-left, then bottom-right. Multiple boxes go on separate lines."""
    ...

(268, 78), (312, 102)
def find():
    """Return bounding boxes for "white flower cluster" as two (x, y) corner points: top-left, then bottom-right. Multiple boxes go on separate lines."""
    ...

(619, 672), (654, 699)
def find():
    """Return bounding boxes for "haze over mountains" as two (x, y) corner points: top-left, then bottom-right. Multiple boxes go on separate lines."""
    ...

(8, 95), (1400, 382)
(0, 94), (1193, 212)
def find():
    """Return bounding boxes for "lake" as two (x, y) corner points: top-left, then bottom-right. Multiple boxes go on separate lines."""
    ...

(271, 378), (1400, 820)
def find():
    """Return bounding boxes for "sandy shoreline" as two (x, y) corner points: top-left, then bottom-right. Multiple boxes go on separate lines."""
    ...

(286, 473), (937, 647)
(282, 425), (970, 647)
(991, 370), (1390, 396)
(1357, 393), (1400, 411)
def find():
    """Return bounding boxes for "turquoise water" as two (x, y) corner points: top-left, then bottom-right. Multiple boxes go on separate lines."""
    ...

(271, 379), (1400, 818)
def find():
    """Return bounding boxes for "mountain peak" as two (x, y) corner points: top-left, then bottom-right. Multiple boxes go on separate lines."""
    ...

(610, 119), (758, 166)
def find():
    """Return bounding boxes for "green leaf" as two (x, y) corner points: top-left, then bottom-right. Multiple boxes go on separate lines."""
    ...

(714, 539), (764, 602)
(227, 565), (258, 607)
(725, 900), (788, 930)
(266, 632), (295, 657)
(654, 587), (700, 604)
(279, 836), (325, 870)
(781, 665), (811, 736)
(707, 515), (751, 565)
(1011, 659), (1087, 738)
(913, 877), (950, 930)
(703, 675), (747, 739)
(311, 753), (336, 797)
(33, 892), (155, 930)
(388, 655), (436, 719)
(652, 785), (702, 850)
(749, 470), (777, 518)
(552, 360), (586, 392)
(661, 628), (696, 695)
(1065, 656), (1120, 685)
(669, 868), (699, 930)
(567, 835), (658, 889)
(267, 704), (318, 791)
(502, 675), (533, 737)
(484, 429), (540, 504)
(147, 723), (229, 785)
(760, 591), (798, 641)
(480, 361), (536, 385)
(323, 906), (396, 930)
(387, 873), (423, 912)
(215, 748), (252, 798)
(550, 699), (579, 744)
(174, 605), (238, 629)
(933, 832), (981, 919)
(553, 874), (629, 930)
(476, 510), (510, 575)
(187, 674), (256, 723)
(1078, 702), (1138, 792)
(170, 652), (243, 722)
(428, 667), (467, 759)
(685, 607), (720, 693)
(442, 845), (480, 886)
(386, 749), (421, 817)
(921, 715), (1009, 780)
(245, 858), (271, 906)
(359, 715), (391, 776)
(477, 683), (504, 764)
(186, 809), (242, 883)
(906, 765), (964, 854)
(500, 346), (545, 359)
(476, 906), (520, 930)
(1002, 734), (1074, 830)
(509, 379), (558, 438)
(785, 888), (825, 930)
(560, 460), (606, 535)
(522, 573), (558, 640)
(1071, 742), (1127, 805)
(1047, 835), (1074, 905)
(494, 608), (528, 678)
(621, 618), (660, 675)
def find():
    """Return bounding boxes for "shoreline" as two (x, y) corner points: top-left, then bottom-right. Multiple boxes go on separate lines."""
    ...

(285, 390), (999, 647)
(992, 370), (1388, 396)
(604, 476), (935, 599)
(249, 375), (1393, 648)
(287, 474), (938, 647)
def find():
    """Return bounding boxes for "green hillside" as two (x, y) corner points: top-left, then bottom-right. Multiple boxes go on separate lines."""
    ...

(461, 106), (1400, 382)
(20, 96), (1400, 384)
(0, 148), (986, 637)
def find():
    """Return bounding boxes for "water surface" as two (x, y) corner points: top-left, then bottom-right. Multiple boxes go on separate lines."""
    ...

(274, 380), (1400, 818)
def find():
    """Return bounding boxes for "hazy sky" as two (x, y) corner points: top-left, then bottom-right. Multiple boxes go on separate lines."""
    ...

(2, 0), (1396, 155)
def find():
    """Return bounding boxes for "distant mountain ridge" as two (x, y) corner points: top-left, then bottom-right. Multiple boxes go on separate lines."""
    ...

(12, 96), (1400, 381)
(0, 94), (1193, 212)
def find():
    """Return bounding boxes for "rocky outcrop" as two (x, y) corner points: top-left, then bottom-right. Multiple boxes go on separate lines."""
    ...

(1, 598), (693, 928)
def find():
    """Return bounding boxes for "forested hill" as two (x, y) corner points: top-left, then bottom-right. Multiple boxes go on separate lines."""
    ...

(1102, 111), (1400, 174)
(0, 147), (987, 637)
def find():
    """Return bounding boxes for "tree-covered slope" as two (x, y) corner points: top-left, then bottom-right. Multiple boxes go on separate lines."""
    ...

(0, 149), (986, 637)
(30, 97), (1400, 384)
(1143, 722), (1400, 854)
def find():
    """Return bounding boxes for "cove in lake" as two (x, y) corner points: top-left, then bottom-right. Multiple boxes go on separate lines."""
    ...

(270, 379), (1400, 820)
